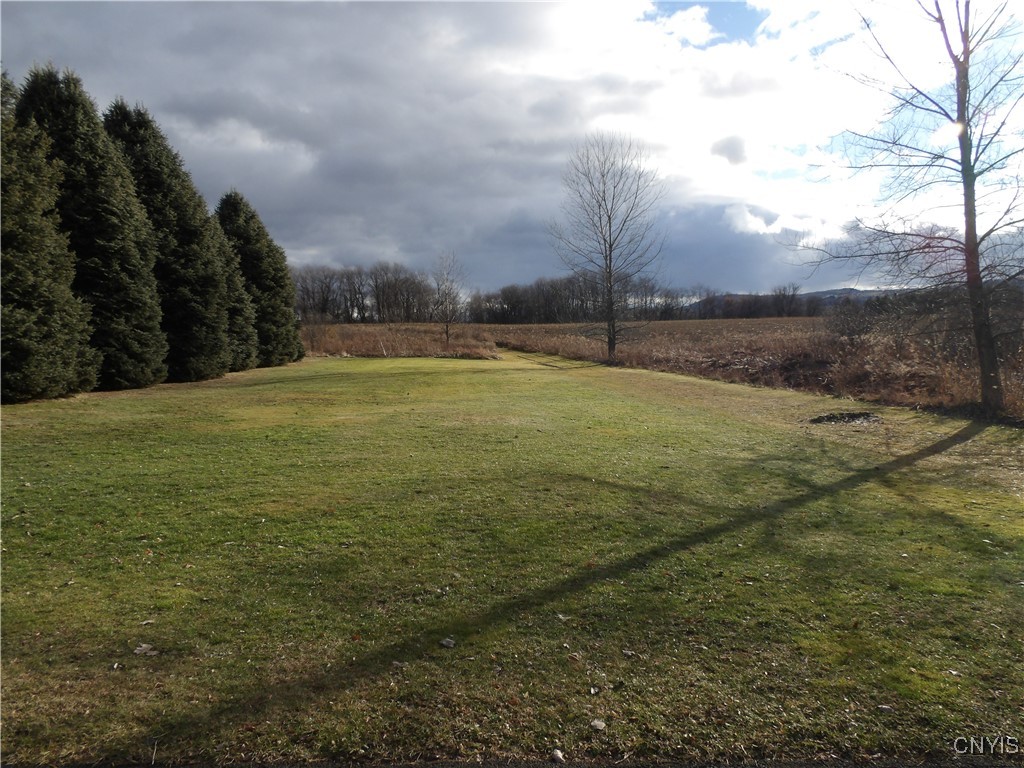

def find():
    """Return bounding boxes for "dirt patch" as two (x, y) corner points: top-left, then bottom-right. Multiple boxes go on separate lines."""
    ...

(809, 411), (881, 425)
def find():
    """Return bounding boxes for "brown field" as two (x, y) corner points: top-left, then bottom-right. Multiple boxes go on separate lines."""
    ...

(300, 318), (1024, 420)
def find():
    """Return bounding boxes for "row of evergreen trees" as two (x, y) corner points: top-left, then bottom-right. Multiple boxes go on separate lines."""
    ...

(2, 66), (303, 403)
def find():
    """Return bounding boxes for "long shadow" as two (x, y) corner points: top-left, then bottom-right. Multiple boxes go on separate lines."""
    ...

(513, 352), (604, 370)
(144, 421), (990, 750)
(869, 419), (989, 472)
(211, 369), (355, 389)
(219, 351), (595, 390)
(777, 419), (990, 501)
(218, 362), (509, 391)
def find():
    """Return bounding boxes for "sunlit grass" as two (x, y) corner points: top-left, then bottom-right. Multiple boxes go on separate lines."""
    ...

(2, 354), (1021, 764)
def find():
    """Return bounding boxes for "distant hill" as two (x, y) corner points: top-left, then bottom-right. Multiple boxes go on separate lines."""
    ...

(799, 287), (892, 307)
(684, 286), (896, 318)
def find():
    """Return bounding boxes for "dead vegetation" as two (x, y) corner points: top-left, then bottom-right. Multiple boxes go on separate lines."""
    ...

(300, 322), (500, 360)
(299, 318), (1023, 419)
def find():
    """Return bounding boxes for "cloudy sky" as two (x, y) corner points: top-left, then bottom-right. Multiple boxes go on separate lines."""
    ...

(3, 1), (1017, 293)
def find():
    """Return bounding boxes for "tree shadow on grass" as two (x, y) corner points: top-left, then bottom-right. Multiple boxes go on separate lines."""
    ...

(514, 352), (604, 370)
(143, 421), (992, 754)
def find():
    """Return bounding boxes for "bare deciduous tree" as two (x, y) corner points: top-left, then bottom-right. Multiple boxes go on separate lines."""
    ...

(772, 283), (803, 317)
(551, 132), (665, 360)
(292, 264), (342, 324)
(819, 1), (1023, 414)
(370, 262), (433, 324)
(432, 251), (465, 345)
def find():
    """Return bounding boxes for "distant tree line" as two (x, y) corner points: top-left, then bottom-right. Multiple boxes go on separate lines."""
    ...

(466, 278), (825, 323)
(292, 260), (829, 326)
(291, 262), (435, 324)
(2, 66), (302, 403)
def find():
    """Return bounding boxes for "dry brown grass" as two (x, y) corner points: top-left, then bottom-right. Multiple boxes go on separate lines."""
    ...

(487, 318), (1024, 419)
(301, 322), (500, 360)
(299, 319), (1023, 419)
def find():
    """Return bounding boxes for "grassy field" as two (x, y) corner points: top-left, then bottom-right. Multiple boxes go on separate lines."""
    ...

(1, 354), (1022, 765)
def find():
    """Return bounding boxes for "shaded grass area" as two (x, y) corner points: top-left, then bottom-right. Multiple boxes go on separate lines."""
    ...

(1, 355), (1022, 765)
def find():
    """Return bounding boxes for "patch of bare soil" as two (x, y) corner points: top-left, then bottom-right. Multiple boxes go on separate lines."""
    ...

(809, 411), (881, 425)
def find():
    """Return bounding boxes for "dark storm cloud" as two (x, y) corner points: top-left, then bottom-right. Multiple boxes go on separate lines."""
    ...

(468, 209), (560, 288)
(658, 206), (856, 292)
(2, 2), (571, 282)
(1, 1), (859, 292)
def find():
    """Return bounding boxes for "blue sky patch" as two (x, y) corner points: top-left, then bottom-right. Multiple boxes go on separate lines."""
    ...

(651, 1), (770, 45)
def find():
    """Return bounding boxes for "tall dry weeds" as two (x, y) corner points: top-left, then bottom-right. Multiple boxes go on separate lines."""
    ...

(300, 322), (500, 360)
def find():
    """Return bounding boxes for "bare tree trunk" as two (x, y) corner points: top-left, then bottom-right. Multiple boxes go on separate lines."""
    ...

(963, 174), (1005, 413)
(813, 1), (1022, 416)
(949, 2), (1005, 413)
(605, 256), (617, 360)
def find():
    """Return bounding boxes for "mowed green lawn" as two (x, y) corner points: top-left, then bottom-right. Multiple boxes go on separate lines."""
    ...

(2, 354), (1021, 765)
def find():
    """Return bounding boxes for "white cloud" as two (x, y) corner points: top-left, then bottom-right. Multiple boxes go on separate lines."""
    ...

(656, 5), (723, 47)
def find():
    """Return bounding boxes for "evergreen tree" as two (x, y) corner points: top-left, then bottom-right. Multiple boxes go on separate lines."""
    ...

(1, 72), (98, 402)
(215, 190), (303, 366)
(104, 99), (230, 382)
(15, 66), (167, 390)
(207, 216), (259, 371)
